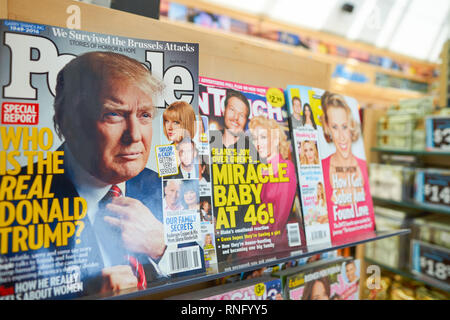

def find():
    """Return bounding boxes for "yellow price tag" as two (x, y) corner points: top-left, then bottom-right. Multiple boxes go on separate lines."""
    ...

(266, 88), (285, 108)
(254, 283), (266, 297)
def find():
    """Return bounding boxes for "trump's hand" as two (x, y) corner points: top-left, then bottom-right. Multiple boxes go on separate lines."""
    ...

(104, 197), (166, 260)
(100, 265), (138, 293)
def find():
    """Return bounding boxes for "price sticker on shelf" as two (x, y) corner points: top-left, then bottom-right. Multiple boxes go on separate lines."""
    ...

(433, 127), (450, 147)
(424, 184), (450, 206)
(266, 88), (285, 108)
(411, 240), (450, 290)
(254, 283), (266, 297)
(423, 172), (450, 207)
(426, 117), (450, 150)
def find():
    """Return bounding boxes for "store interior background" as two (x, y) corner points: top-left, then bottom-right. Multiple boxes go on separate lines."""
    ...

(75, 0), (450, 300)
(86, 0), (450, 60)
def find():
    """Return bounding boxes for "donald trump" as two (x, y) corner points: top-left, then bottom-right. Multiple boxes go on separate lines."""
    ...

(50, 51), (166, 294)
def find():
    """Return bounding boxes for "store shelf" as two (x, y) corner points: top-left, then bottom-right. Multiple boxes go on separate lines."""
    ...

(372, 147), (450, 156)
(373, 197), (450, 215)
(365, 257), (450, 293)
(101, 229), (410, 300)
(0, 0), (421, 302)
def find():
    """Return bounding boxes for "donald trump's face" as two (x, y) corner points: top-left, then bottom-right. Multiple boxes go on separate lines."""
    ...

(86, 78), (154, 184)
(55, 52), (164, 186)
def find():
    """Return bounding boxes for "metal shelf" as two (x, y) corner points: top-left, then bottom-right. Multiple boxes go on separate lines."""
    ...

(97, 229), (410, 300)
(373, 197), (450, 215)
(365, 257), (450, 293)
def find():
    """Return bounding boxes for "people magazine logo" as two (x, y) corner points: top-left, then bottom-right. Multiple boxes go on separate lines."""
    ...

(1, 102), (39, 125)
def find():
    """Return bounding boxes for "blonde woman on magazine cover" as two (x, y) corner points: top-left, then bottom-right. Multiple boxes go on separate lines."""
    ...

(299, 140), (320, 165)
(320, 91), (373, 224)
(247, 116), (298, 251)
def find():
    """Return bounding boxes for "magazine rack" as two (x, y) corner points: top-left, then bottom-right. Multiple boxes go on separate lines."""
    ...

(103, 229), (409, 300)
(0, 0), (410, 300)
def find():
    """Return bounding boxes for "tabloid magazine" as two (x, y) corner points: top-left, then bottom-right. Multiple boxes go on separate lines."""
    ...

(0, 19), (206, 300)
(285, 258), (360, 300)
(198, 77), (306, 273)
(286, 85), (375, 245)
(167, 276), (283, 300)
(202, 277), (283, 300)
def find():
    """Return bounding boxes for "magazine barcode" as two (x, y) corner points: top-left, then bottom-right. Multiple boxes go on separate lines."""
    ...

(168, 246), (201, 274)
(311, 230), (327, 241)
(287, 223), (301, 247)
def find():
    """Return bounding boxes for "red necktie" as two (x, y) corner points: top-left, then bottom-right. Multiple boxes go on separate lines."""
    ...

(105, 185), (147, 290)
(108, 184), (122, 198)
(127, 255), (147, 290)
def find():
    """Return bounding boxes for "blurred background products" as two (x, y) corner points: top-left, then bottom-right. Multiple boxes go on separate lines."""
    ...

(376, 97), (433, 151)
(364, 273), (449, 300)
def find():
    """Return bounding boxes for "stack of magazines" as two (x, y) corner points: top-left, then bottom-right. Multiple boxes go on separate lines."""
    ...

(0, 19), (375, 300)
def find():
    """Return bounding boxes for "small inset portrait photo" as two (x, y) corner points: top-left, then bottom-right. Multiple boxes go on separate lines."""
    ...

(199, 197), (213, 223)
(181, 179), (200, 211)
(165, 137), (199, 180)
(299, 140), (319, 166)
(198, 155), (210, 184)
(341, 260), (360, 284)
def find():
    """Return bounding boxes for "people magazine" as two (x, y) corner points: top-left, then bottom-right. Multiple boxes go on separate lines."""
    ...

(0, 19), (205, 299)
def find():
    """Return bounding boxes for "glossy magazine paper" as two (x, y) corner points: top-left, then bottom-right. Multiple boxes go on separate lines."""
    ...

(0, 19), (204, 299)
(167, 275), (283, 300)
(286, 85), (375, 245)
(287, 258), (360, 300)
(198, 77), (306, 273)
(202, 277), (282, 300)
